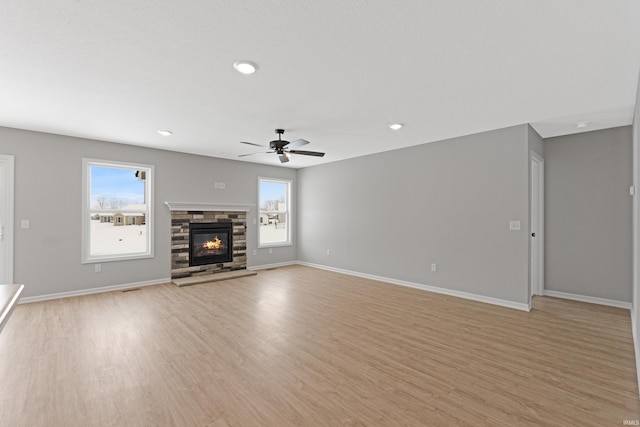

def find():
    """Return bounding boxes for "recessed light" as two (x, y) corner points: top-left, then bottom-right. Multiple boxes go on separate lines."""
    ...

(157, 130), (173, 136)
(233, 61), (257, 75)
(576, 121), (589, 129)
(388, 123), (403, 130)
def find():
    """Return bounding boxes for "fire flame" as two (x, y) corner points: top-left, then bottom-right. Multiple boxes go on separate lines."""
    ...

(203, 236), (222, 249)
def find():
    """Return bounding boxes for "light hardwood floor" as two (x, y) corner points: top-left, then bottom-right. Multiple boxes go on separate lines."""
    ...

(1, 265), (638, 426)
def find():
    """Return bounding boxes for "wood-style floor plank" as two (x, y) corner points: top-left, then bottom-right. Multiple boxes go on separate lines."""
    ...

(1, 265), (638, 426)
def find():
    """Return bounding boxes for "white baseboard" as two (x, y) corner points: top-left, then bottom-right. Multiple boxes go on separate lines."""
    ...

(542, 290), (632, 309)
(296, 261), (531, 312)
(19, 277), (170, 304)
(248, 261), (298, 271)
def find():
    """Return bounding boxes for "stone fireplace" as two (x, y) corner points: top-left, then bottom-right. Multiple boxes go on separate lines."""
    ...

(166, 202), (255, 285)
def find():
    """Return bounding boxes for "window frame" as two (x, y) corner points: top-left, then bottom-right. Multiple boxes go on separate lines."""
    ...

(82, 158), (154, 263)
(258, 177), (292, 248)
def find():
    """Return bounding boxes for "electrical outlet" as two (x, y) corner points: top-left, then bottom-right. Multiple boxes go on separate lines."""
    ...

(219, 182), (225, 190)
(21, 219), (30, 229)
(252, 249), (257, 256)
(509, 220), (521, 231)
(326, 249), (331, 256)
(95, 264), (102, 273)
(431, 263), (437, 272)
(268, 248), (273, 254)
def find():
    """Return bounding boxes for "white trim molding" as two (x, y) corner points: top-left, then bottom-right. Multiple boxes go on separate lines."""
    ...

(0, 154), (14, 284)
(19, 277), (170, 304)
(82, 158), (154, 264)
(542, 289), (632, 309)
(164, 202), (254, 212)
(297, 261), (531, 312)
(529, 151), (544, 298)
(257, 177), (292, 248)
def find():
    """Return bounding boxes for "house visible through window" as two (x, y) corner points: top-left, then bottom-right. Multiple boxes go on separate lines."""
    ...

(82, 159), (154, 263)
(258, 178), (291, 247)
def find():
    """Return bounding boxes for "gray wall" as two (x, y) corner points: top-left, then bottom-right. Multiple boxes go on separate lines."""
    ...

(298, 125), (532, 305)
(0, 126), (297, 298)
(544, 126), (632, 302)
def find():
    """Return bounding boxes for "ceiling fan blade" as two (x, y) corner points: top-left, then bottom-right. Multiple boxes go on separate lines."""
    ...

(288, 150), (325, 157)
(285, 138), (310, 149)
(238, 151), (273, 157)
(240, 141), (268, 148)
(278, 153), (290, 163)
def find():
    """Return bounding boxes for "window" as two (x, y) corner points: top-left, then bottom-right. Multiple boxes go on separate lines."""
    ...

(258, 178), (291, 247)
(82, 159), (153, 263)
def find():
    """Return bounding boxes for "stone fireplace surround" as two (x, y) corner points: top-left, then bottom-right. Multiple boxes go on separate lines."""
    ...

(165, 202), (256, 285)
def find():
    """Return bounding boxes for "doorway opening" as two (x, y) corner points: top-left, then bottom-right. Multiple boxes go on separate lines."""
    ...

(530, 152), (544, 297)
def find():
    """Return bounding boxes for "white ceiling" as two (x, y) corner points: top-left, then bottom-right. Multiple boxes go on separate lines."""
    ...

(1, 1), (639, 168)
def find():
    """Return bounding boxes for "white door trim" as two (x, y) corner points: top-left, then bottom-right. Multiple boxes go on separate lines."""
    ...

(0, 155), (14, 284)
(530, 151), (544, 297)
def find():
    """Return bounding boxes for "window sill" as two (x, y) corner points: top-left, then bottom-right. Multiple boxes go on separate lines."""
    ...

(258, 243), (293, 249)
(82, 253), (154, 264)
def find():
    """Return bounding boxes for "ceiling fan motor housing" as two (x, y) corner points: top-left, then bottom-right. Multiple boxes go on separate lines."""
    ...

(269, 130), (289, 150)
(270, 140), (288, 150)
(270, 129), (287, 150)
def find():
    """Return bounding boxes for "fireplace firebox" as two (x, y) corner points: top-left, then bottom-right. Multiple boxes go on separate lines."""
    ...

(189, 222), (233, 266)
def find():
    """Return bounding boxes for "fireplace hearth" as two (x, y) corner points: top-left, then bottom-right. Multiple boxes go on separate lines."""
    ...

(189, 222), (233, 266)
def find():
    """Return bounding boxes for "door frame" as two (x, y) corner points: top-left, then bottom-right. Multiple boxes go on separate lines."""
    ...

(0, 155), (14, 284)
(530, 151), (544, 297)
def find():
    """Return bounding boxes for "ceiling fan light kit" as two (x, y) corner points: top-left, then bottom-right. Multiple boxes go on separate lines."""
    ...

(240, 129), (325, 164)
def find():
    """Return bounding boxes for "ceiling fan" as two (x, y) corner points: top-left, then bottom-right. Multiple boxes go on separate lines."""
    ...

(239, 129), (325, 163)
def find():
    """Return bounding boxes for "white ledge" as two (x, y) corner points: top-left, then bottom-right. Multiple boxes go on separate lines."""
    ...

(164, 202), (254, 212)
